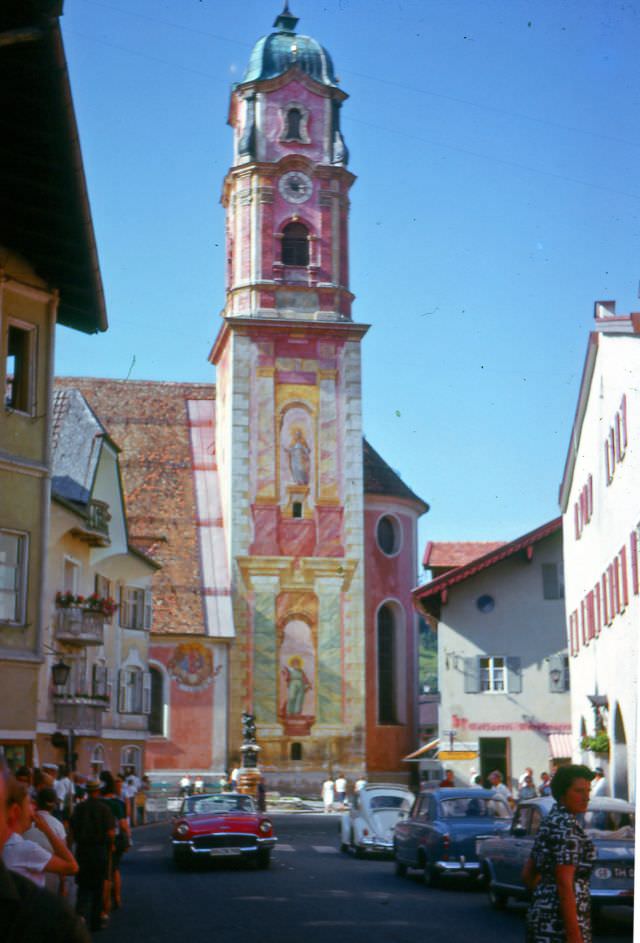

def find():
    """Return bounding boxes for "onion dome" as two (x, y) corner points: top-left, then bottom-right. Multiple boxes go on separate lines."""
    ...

(242, 3), (338, 87)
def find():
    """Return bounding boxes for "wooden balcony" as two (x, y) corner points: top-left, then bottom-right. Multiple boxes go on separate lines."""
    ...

(53, 696), (107, 734)
(54, 608), (105, 646)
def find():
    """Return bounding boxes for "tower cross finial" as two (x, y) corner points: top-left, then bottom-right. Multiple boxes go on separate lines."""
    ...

(273, 2), (299, 33)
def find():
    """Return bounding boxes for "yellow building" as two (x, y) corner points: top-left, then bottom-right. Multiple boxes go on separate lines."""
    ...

(0, 3), (107, 769)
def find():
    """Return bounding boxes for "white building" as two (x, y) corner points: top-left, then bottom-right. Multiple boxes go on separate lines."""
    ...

(559, 301), (640, 800)
(414, 520), (571, 790)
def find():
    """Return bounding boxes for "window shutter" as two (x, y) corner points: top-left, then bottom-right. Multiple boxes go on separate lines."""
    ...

(605, 440), (611, 484)
(615, 412), (622, 462)
(506, 657), (522, 694)
(631, 530), (639, 596)
(93, 664), (108, 698)
(607, 564), (616, 619)
(134, 669), (144, 713)
(587, 475), (593, 520)
(118, 669), (127, 713)
(119, 586), (128, 628)
(580, 600), (587, 646)
(613, 559), (621, 614)
(106, 669), (112, 708)
(618, 547), (628, 608)
(574, 503), (580, 539)
(143, 671), (152, 714)
(569, 611), (579, 656)
(594, 583), (602, 635)
(620, 394), (628, 454)
(542, 564), (559, 600)
(463, 657), (481, 694)
(601, 573), (609, 624)
(586, 591), (595, 639)
(548, 655), (565, 693)
(144, 590), (153, 630)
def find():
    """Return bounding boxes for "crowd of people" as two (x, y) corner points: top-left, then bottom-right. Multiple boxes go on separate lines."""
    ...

(0, 761), (151, 938)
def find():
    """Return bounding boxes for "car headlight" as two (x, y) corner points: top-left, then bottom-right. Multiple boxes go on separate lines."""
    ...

(259, 820), (272, 834)
(175, 823), (190, 838)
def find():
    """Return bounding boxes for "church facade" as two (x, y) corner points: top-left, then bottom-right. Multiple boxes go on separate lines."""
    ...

(62, 7), (427, 792)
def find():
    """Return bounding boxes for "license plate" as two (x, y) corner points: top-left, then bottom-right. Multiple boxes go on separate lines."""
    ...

(209, 848), (242, 857)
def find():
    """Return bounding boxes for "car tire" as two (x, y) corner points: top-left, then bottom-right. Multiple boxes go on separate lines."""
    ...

(256, 850), (271, 870)
(172, 848), (190, 870)
(340, 841), (349, 853)
(423, 862), (439, 888)
(394, 858), (407, 877)
(488, 885), (508, 910)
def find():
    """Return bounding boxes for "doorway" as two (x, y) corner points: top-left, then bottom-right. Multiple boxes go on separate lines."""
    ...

(479, 737), (510, 787)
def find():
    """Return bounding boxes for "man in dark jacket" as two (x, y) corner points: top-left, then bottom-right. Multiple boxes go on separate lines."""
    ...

(0, 761), (89, 943)
(70, 779), (115, 931)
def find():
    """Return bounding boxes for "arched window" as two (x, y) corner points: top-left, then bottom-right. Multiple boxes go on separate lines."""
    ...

(149, 666), (165, 736)
(377, 604), (396, 724)
(285, 107), (303, 140)
(291, 742), (303, 761)
(121, 745), (141, 777)
(90, 744), (105, 772)
(282, 222), (309, 266)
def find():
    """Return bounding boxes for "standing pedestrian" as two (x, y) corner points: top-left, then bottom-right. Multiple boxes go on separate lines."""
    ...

(53, 766), (75, 821)
(538, 771), (552, 797)
(439, 769), (455, 788)
(488, 770), (512, 804)
(590, 767), (608, 797)
(519, 774), (537, 800)
(23, 788), (70, 897)
(321, 777), (335, 813)
(334, 773), (347, 805)
(0, 761), (90, 943)
(100, 773), (129, 919)
(69, 779), (115, 932)
(2, 780), (78, 889)
(523, 765), (595, 943)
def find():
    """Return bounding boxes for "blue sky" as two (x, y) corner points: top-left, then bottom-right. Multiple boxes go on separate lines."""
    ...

(57, 0), (640, 555)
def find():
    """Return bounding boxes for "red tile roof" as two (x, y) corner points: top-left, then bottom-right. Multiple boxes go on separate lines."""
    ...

(414, 517), (562, 604)
(422, 541), (505, 571)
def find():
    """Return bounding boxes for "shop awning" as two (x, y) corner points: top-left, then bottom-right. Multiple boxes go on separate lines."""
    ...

(403, 738), (440, 761)
(548, 734), (573, 758)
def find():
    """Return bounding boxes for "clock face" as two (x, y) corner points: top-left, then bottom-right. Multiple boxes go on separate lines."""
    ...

(279, 171), (313, 204)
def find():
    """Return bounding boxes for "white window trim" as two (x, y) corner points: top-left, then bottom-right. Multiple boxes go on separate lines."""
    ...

(479, 655), (507, 693)
(375, 512), (403, 558)
(0, 528), (29, 626)
(279, 101), (311, 143)
(5, 318), (37, 417)
(148, 660), (170, 739)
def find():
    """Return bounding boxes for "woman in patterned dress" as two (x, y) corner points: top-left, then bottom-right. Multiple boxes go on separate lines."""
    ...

(523, 765), (596, 943)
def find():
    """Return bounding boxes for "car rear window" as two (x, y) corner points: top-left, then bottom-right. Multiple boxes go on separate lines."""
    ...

(440, 797), (511, 819)
(369, 795), (412, 811)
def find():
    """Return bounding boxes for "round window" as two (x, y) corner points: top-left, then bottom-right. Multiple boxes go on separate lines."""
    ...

(376, 515), (400, 555)
(476, 594), (495, 613)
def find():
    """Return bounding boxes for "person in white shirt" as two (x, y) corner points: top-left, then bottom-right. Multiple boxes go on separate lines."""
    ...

(53, 765), (75, 818)
(488, 770), (512, 804)
(24, 786), (69, 896)
(590, 767), (609, 797)
(321, 778), (334, 813)
(2, 778), (78, 887)
(180, 774), (192, 797)
(334, 774), (347, 804)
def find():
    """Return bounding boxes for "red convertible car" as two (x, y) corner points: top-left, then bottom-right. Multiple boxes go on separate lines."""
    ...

(171, 793), (277, 869)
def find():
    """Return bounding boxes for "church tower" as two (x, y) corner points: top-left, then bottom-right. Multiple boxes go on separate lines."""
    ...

(210, 4), (368, 789)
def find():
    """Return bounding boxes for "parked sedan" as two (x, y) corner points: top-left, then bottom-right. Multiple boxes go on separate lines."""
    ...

(393, 788), (512, 886)
(171, 792), (277, 868)
(477, 796), (635, 913)
(340, 783), (412, 856)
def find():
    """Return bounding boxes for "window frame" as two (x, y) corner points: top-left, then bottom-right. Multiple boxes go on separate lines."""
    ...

(0, 529), (29, 626)
(479, 655), (507, 693)
(4, 318), (37, 416)
(281, 222), (310, 267)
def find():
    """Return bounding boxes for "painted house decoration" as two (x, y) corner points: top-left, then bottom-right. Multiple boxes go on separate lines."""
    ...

(63, 7), (427, 791)
(559, 301), (640, 801)
(413, 520), (571, 787)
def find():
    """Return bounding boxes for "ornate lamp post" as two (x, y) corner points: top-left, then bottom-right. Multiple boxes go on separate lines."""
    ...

(236, 711), (262, 797)
(51, 659), (76, 771)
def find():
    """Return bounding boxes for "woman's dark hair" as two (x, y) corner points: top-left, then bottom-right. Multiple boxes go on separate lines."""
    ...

(551, 764), (595, 801)
(36, 787), (58, 810)
(101, 771), (116, 794)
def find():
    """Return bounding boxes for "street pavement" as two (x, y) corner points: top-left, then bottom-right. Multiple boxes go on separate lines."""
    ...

(98, 812), (633, 943)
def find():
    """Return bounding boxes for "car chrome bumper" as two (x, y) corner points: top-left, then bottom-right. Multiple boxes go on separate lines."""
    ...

(172, 837), (277, 856)
(591, 888), (634, 902)
(360, 838), (393, 853)
(435, 859), (481, 874)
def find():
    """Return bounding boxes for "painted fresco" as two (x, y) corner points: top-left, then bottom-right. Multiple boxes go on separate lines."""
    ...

(279, 403), (315, 511)
(167, 642), (215, 692)
(279, 617), (315, 734)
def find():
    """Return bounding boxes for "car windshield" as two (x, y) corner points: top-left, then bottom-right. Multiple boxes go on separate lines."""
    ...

(183, 795), (255, 815)
(440, 797), (511, 819)
(583, 807), (635, 840)
(369, 795), (412, 812)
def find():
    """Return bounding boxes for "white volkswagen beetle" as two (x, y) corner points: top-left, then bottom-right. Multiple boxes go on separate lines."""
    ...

(340, 783), (413, 856)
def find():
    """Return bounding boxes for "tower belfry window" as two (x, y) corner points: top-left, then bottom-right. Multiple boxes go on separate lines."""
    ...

(285, 107), (303, 141)
(282, 222), (309, 266)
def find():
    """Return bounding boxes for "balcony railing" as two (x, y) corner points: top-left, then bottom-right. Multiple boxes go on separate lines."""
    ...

(54, 698), (106, 734)
(54, 608), (105, 646)
(87, 499), (111, 536)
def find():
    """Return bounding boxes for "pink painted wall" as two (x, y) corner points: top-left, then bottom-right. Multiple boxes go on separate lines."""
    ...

(364, 502), (421, 774)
